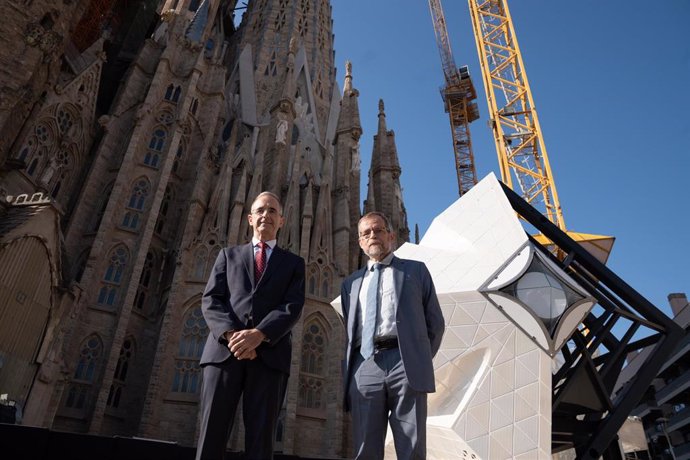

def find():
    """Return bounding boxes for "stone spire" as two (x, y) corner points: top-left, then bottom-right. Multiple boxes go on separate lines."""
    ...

(333, 60), (363, 273)
(365, 99), (409, 245)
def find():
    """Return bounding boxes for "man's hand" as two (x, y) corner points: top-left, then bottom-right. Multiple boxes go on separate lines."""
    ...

(227, 329), (266, 360)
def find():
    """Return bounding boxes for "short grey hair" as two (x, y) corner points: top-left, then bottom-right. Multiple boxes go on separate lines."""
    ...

(358, 212), (392, 232)
(252, 191), (283, 214)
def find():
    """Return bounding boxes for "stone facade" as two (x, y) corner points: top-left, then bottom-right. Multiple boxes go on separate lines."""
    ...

(0, 0), (409, 457)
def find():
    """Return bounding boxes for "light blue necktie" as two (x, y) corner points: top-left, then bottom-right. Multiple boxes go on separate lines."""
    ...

(360, 263), (382, 359)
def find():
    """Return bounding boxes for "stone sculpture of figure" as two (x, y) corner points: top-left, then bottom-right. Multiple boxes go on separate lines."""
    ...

(350, 144), (360, 172)
(275, 119), (288, 145)
(295, 96), (308, 120)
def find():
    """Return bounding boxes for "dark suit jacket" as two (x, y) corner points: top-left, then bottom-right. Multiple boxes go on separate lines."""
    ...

(341, 256), (445, 409)
(200, 243), (305, 375)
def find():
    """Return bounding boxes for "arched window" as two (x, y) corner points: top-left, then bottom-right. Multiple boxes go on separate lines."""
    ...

(172, 86), (182, 103)
(144, 129), (166, 168)
(107, 338), (134, 409)
(65, 335), (103, 410)
(134, 252), (154, 311)
(307, 264), (318, 295)
(164, 84), (174, 101)
(193, 246), (207, 280)
(27, 158), (39, 176)
(122, 179), (150, 230)
(172, 306), (209, 393)
(57, 108), (74, 136)
(128, 179), (149, 210)
(321, 270), (331, 299)
(298, 317), (328, 412)
(97, 246), (128, 308)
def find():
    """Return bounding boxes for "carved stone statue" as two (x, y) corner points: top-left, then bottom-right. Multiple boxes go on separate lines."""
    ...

(275, 119), (288, 145)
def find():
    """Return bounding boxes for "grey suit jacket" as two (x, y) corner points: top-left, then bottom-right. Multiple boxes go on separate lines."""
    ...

(341, 256), (445, 409)
(200, 243), (305, 375)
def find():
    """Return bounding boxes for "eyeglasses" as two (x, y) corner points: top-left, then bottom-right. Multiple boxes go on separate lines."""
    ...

(358, 227), (388, 240)
(251, 207), (280, 216)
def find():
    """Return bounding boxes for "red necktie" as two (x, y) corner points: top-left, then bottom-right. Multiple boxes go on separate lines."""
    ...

(255, 241), (267, 281)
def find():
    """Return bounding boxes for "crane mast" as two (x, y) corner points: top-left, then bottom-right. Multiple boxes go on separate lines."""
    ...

(467, 0), (566, 230)
(428, 0), (480, 196)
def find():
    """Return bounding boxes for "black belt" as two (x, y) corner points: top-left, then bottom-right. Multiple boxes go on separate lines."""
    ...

(373, 336), (398, 351)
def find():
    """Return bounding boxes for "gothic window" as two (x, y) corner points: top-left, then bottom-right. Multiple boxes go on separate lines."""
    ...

(27, 158), (39, 176)
(264, 50), (277, 77)
(48, 149), (74, 199)
(157, 111), (174, 125)
(106, 338), (134, 409)
(298, 317), (328, 412)
(300, 0), (311, 15)
(144, 128), (166, 168)
(307, 264), (318, 295)
(64, 335), (103, 410)
(172, 306), (209, 393)
(172, 86), (182, 103)
(57, 108), (74, 136)
(134, 252), (155, 311)
(321, 269), (331, 299)
(190, 98), (199, 115)
(192, 246), (207, 280)
(23, 122), (52, 176)
(35, 123), (51, 144)
(155, 186), (174, 236)
(17, 138), (35, 163)
(164, 84), (174, 101)
(188, 0), (201, 12)
(252, 1), (265, 32)
(122, 178), (150, 230)
(274, 7), (286, 32)
(297, 16), (308, 37)
(97, 246), (128, 307)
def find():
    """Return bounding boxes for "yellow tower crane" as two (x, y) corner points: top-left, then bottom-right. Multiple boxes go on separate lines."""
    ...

(467, 0), (565, 229)
(429, 0), (615, 261)
(427, 0), (480, 197)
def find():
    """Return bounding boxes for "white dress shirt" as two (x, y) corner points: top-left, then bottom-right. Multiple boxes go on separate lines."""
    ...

(357, 252), (398, 343)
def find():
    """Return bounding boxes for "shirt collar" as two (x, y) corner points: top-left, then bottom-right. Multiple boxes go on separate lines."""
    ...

(367, 252), (394, 270)
(252, 238), (276, 249)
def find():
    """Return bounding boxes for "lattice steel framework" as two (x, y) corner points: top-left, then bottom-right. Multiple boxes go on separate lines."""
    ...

(468, 0), (566, 230)
(428, 0), (479, 196)
(501, 182), (685, 459)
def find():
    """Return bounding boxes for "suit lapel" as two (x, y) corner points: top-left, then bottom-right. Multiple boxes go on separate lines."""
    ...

(348, 268), (366, 338)
(242, 242), (255, 285)
(391, 257), (405, 317)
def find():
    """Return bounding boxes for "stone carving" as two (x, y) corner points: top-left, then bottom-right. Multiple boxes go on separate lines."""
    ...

(275, 119), (288, 144)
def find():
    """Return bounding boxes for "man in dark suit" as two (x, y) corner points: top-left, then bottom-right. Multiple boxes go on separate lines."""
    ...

(341, 212), (445, 459)
(196, 191), (305, 460)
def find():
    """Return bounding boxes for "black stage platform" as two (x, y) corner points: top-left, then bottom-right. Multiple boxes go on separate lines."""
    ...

(0, 423), (314, 460)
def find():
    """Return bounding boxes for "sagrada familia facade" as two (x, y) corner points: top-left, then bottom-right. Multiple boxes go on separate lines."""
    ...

(0, 0), (410, 457)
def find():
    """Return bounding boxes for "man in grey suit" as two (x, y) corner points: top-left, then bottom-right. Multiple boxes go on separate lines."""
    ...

(196, 191), (305, 460)
(341, 212), (445, 459)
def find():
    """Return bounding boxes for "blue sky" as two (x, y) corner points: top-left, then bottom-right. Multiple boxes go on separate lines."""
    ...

(329, 0), (690, 316)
